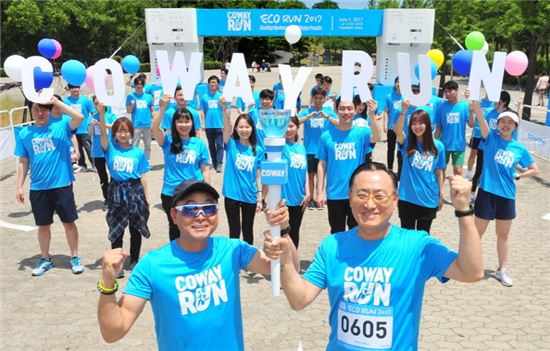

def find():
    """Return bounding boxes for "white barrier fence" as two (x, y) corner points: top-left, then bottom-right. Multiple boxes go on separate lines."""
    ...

(517, 120), (550, 160)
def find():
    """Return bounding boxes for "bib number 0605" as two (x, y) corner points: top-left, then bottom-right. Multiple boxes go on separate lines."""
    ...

(341, 315), (387, 339)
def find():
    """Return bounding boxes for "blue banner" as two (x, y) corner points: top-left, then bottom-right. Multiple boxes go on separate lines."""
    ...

(196, 9), (383, 37)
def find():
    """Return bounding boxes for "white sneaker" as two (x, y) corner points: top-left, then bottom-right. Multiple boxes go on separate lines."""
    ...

(73, 165), (82, 173)
(494, 268), (513, 287)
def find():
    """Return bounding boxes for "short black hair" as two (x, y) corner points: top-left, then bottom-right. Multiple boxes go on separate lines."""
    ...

(444, 81), (459, 90)
(67, 84), (80, 89)
(311, 87), (326, 97)
(133, 76), (145, 86)
(248, 75), (256, 83)
(323, 76), (333, 84)
(259, 89), (274, 100)
(208, 75), (220, 84)
(500, 91), (511, 108)
(348, 162), (398, 191)
(315, 73), (324, 80)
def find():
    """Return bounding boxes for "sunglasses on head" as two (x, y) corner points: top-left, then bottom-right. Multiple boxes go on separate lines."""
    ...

(174, 203), (218, 218)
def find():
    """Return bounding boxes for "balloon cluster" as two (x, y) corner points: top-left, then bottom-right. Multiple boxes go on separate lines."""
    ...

(2, 38), (142, 91)
(451, 31), (528, 77)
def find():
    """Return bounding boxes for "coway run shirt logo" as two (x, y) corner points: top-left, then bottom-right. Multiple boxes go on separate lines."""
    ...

(175, 264), (228, 315)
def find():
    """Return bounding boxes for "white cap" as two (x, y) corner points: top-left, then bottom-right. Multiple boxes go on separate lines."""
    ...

(497, 111), (519, 124)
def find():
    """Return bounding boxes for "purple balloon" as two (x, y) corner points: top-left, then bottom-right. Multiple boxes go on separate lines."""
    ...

(38, 38), (57, 59)
(33, 67), (53, 90)
(51, 39), (62, 60)
(452, 50), (473, 76)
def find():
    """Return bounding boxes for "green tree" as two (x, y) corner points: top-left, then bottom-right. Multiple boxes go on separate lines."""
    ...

(312, 0), (339, 9)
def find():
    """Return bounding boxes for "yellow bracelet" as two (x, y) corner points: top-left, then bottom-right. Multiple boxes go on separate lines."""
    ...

(97, 279), (119, 295)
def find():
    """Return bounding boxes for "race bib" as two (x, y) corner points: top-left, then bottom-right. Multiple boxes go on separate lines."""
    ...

(136, 100), (148, 109)
(337, 302), (393, 349)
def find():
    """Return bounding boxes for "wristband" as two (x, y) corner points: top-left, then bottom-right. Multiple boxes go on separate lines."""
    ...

(97, 279), (119, 295)
(455, 208), (474, 217)
(281, 225), (291, 236)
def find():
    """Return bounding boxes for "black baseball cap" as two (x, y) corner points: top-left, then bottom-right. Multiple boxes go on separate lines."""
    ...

(172, 180), (220, 207)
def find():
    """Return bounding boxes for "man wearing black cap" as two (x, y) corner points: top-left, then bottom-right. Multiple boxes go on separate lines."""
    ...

(97, 179), (295, 350)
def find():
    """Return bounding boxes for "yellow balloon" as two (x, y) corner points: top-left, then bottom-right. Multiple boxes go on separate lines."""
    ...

(427, 49), (445, 69)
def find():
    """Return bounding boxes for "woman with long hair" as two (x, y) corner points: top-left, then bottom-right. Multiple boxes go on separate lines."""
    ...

(393, 101), (445, 233)
(222, 99), (264, 245)
(282, 116), (309, 248)
(153, 93), (211, 241)
(98, 102), (150, 277)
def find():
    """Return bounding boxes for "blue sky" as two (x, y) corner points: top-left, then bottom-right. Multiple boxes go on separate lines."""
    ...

(301, 0), (369, 9)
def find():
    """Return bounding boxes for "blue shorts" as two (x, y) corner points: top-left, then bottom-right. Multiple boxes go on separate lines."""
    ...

(30, 185), (79, 226)
(307, 154), (319, 174)
(474, 188), (516, 220)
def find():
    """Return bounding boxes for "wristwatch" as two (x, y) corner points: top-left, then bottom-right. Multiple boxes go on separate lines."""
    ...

(455, 208), (474, 217)
(280, 225), (291, 236)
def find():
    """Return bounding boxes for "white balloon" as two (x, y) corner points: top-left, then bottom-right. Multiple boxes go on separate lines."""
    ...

(481, 41), (489, 55)
(3, 55), (26, 81)
(284, 25), (302, 45)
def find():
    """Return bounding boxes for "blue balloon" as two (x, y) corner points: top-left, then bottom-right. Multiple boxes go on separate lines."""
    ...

(122, 55), (140, 74)
(452, 50), (473, 76)
(61, 60), (86, 86)
(33, 67), (53, 90)
(414, 60), (438, 80)
(38, 38), (56, 59)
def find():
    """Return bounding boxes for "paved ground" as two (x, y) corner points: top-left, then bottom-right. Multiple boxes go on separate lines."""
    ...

(1, 66), (549, 350)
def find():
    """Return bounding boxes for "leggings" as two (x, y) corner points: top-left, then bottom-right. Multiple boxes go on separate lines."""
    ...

(327, 199), (357, 234)
(387, 129), (397, 170)
(111, 226), (142, 263)
(225, 197), (257, 245)
(287, 205), (305, 248)
(93, 157), (109, 202)
(76, 133), (94, 168)
(471, 149), (484, 193)
(161, 194), (180, 241)
(400, 217), (434, 234)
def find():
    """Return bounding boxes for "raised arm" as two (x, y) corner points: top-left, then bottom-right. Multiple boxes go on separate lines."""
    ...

(367, 99), (381, 143)
(52, 98), (84, 131)
(470, 101), (489, 139)
(443, 175), (484, 283)
(97, 249), (147, 343)
(152, 94), (170, 146)
(97, 102), (109, 151)
(392, 100), (409, 145)
(222, 97), (232, 144)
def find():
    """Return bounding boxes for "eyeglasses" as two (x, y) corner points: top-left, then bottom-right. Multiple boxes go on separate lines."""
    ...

(351, 192), (393, 204)
(175, 203), (218, 218)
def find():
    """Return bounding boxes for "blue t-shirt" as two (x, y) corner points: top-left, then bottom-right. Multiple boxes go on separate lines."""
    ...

(90, 112), (116, 158)
(316, 127), (372, 200)
(15, 119), (75, 190)
(385, 90), (402, 130)
(161, 135), (210, 196)
(282, 141), (308, 207)
(434, 100), (471, 151)
(222, 138), (264, 204)
(399, 138), (446, 208)
(199, 91), (225, 129)
(125, 237), (257, 351)
(126, 92), (154, 128)
(105, 143), (150, 181)
(478, 131), (533, 199)
(299, 107), (337, 155)
(304, 225), (457, 351)
(236, 91), (261, 111)
(273, 82), (284, 102)
(63, 95), (96, 134)
(161, 106), (202, 131)
(471, 98), (494, 138)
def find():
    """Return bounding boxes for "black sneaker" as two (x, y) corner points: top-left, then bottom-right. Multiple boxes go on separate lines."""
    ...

(307, 199), (317, 210)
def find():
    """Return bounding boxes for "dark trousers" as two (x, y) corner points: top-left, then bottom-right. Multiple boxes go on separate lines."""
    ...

(472, 149), (484, 193)
(400, 217), (434, 233)
(76, 133), (94, 168)
(93, 157), (109, 202)
(111, 226), (141, 263)
(396, 151), (403, 181)
(327, 199), (357, 234)
(206, 128), (224, 169)
(161, 193), (180, 241)
(225, 197), (257, 245)
(387, 129), (397, 170)
(288, 205), (305, 248)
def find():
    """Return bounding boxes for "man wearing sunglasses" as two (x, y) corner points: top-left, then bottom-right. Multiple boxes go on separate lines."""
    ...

(265, 162), (483, 350)
(97, 179), (296, 350)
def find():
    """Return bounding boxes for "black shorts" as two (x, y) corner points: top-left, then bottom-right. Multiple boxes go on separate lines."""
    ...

(469, 137), (481, 149)
(307, 154), (319, 174)
(30, 185), (78, 226)
(398, 200), (438, 220)
(474, 188), (516, 220)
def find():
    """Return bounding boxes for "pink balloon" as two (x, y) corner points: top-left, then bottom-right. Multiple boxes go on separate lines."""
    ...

(85, 66), (95, 92)
(505, 51), (528, 76)
(51, 39), (62, 60)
